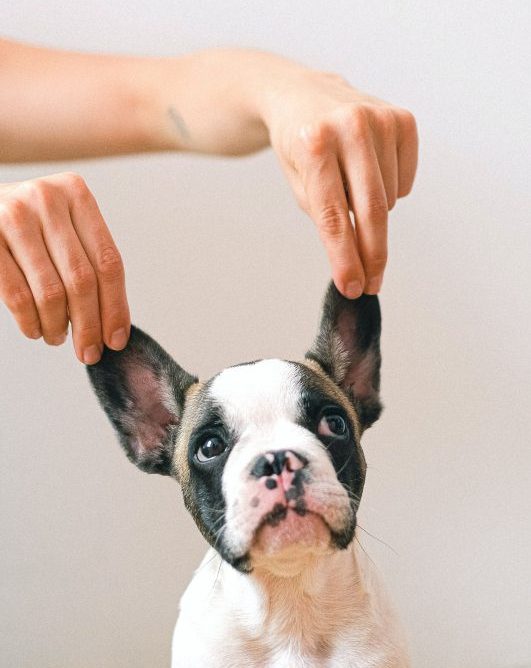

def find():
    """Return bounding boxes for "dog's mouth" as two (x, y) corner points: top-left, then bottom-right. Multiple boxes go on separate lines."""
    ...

(251, 503), (331, 555)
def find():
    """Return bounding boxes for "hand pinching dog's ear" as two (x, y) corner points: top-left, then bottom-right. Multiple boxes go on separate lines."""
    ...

(87, 326), (197, 475)
(306, 282), (382, 431)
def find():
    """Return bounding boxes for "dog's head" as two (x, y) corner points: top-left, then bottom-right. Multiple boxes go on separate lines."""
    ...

(87, 283), (381, 574)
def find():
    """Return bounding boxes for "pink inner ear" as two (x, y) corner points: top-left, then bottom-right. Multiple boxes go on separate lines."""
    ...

(336, 310), (376, 401)
(337, 310), (357, 350)
(343, 349), (377, 401)
(126, 362), (179, 453)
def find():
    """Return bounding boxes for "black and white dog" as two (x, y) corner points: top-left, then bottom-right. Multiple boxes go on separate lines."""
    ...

(87, 283), (408, 667)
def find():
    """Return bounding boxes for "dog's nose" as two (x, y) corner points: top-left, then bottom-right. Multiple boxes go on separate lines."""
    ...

(250, 449), (307, 478)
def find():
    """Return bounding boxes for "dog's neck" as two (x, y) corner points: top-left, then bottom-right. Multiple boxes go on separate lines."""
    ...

(177, 539), (406, 666)
(256, 547), (364, 640)
(219, 541), (371, 650)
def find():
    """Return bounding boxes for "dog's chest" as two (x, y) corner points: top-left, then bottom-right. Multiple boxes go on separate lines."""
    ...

(171, 546), (408, 668)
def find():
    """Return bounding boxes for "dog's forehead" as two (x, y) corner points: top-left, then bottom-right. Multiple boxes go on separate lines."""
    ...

(208, 359), (301, 427)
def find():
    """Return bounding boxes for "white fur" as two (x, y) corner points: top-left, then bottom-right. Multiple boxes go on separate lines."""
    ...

(172, 542), (408, 667)
(171, 360), (408, 667)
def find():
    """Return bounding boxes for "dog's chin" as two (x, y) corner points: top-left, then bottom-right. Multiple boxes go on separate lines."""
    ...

(222, 511), (356, 575)
(249, 508), (332, 569)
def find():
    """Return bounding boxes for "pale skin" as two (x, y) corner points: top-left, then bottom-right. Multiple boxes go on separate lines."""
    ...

(0, 39), (418, 364)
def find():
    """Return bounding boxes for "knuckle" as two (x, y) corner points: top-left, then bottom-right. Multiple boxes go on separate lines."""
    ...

(75, 319), (101, 337)
(37, 280), (66, 306)
(23, 179), (59, 210)
(343, 105), (370, 138)
(318, 204), (347, 239)
(366, 255), (388, 274)
(299, 122), (334, 158)
(6, 287), (33, 314)
(377, 109), (397, 138)
(37, 181), (59, 209)
(397, 108), (417, 134)
(96, 246), (124, 280)
(0, 199), (29, 230)
(364, 193), (388, 224)
(67, 263), (97, 296)
(61, 172), (91, 202)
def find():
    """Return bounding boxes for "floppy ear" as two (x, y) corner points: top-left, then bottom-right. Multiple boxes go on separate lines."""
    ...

(87, 326), (197, 475)
(306, 282), (382, 431)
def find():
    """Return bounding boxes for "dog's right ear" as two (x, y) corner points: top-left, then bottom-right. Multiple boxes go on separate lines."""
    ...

(306, 282), (382, 431)
(86, 326), (197, 476)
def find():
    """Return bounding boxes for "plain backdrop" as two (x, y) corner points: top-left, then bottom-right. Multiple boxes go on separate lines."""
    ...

(1, 2), (530, 667)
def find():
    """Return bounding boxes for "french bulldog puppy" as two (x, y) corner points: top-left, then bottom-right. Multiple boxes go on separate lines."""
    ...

(87, 283), (408, 667)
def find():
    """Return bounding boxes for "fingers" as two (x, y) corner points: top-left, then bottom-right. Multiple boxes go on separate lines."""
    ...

(57, 174), (130, 352)
(0, 244), (41, 339)
(0, 173), (130, 364)
(277, 77), (418, 299)
(290, 107), (417, 298)
(36, 182), (103, 364)
(2, 202), (69, 345)
(395, 109), (418, 197)
(340, 113), (388, 295)
(370, 111), (399, 211)
(299, 128), (365, 298)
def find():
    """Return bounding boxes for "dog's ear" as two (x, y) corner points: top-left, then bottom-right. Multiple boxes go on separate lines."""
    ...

(87, 326), (197, 476)
(306, 282), (382, 431)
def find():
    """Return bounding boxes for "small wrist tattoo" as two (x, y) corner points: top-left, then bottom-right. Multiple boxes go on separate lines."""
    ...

(167, 106), (191, 142)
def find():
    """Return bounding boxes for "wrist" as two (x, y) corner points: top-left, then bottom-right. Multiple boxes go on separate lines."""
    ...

(236, 51), (309, 131)
(133, 49), (309, 156)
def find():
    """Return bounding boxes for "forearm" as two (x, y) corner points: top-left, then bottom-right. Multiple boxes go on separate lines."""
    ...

(0, 40), (305, 162)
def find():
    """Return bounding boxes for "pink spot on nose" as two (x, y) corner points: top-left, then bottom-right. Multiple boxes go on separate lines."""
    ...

(284, 450), (305, 471)
(278, 468), (295, 492)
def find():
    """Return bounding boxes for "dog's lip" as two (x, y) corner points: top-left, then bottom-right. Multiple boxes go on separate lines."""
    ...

(252, 504), (332, 538)
(250, 506), (332, 554)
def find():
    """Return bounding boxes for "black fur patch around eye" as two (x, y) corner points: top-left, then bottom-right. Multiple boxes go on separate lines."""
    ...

(294, 364), (366, 510)
(180, 391), (247, 569)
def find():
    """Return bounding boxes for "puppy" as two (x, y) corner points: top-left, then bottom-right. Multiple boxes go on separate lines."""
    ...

(87, 283), (408, 667)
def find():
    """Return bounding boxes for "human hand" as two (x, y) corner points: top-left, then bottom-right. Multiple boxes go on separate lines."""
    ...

(0, 173), (130, 363)
(263, 69), (418, 297)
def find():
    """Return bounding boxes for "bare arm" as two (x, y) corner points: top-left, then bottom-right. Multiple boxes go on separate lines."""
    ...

(0, 41), (279, 160)
(0, 39), (417, 363)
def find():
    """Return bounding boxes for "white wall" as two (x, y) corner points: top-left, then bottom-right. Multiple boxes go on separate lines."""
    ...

(1, 2), (530, 667)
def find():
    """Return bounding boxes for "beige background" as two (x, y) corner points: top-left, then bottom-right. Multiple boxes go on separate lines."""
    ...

(1, 2), (530, 667)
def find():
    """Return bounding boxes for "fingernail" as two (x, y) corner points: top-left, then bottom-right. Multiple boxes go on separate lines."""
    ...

(83, 344), (101, 365)
(345, 281), (363, 299)
(30, 328), (42, 340)
(110, 328), (128, 350)
(366, 275), (383, 294)
(49, 332), (67, 346)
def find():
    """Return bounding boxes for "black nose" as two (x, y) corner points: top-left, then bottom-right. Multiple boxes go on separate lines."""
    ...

(250, 449), (308, 478)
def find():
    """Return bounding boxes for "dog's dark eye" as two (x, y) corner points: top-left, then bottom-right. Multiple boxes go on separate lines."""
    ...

(196, 436), (227, 462)
(317, 413), (348, 439)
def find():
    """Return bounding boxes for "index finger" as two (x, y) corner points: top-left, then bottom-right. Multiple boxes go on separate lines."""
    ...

(341, 132), (388, 294)
(55, 174), (130, 350)
(304, 153), (365, 298)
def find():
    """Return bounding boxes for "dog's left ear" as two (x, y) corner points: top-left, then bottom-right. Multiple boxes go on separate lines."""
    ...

(306, 282), (382, 431)
(87, 326), (197, 476)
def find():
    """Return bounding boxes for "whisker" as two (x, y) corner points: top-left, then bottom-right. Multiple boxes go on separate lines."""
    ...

(196, 550), (219, 573)
(211, 555), (223, 593)
(334, 450), (356, 479)
(357, 524), (398, 555)
(355, 535), (376, 568)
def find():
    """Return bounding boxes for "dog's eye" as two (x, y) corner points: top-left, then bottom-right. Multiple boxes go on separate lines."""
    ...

(317, 413), (348, 439)
(196, 436), (227, 462)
